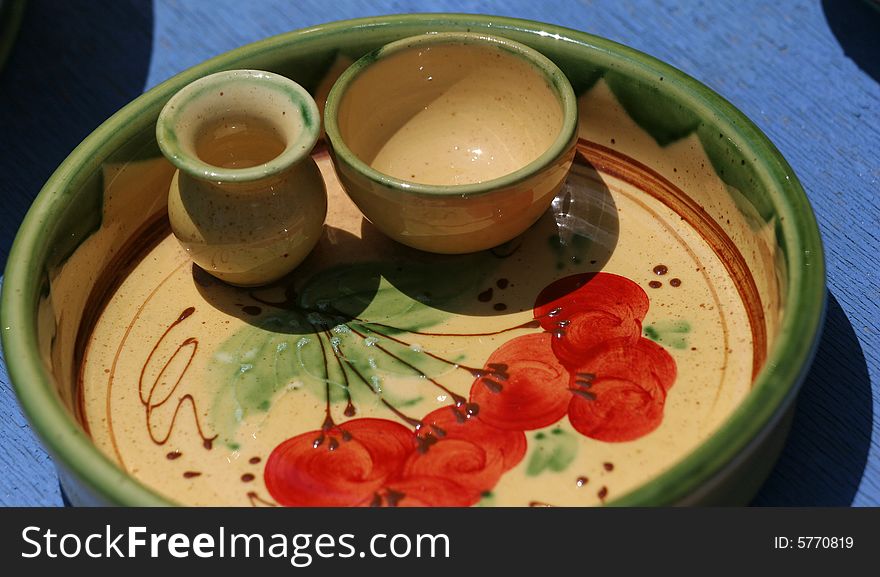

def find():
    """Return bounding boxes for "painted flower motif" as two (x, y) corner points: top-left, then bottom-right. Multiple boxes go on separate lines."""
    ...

(265, 410), (526, 507)
(401, 406), (527, 499)
(566, 337), (676, 442)
(264, 418), (414, 507)
(265, 272), (677, 506)
(473, 273), (676, 441)
(370, 476), (474, 507)
(470, 333), (572, 431)
(534, 273), (649, 368)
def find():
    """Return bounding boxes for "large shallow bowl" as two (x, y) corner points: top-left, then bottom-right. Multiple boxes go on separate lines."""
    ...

(0, 14), (824, 506)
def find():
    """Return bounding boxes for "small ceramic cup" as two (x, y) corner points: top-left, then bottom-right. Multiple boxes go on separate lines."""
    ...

(324, 32), (578, 254)
(157, 69), (327, 286)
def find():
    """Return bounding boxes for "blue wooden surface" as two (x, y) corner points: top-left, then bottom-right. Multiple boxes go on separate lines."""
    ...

(0, 0), (877, 506)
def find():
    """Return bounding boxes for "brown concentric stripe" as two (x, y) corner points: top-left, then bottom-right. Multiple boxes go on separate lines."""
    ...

(75, 212), (171, 435)
(617, 191), (731, 407)
(578, 139), (767, 380)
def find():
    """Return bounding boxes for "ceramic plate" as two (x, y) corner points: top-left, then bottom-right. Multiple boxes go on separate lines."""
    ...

(1, 14), (825, 506)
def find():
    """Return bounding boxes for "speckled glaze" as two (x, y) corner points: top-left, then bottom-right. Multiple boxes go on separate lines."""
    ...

(0, 15), (825, 507)
(77, 136), (757, 505)
(157, 70), (327, 286)
(324, 33), (578, 254)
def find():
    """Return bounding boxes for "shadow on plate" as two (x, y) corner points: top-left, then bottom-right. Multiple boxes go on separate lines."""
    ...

(59, 482), (72, 507)
(0, 0), (154, 269)
(752, 291), (873, 506)
(193, 157), (619, 332)
(822, 0), (880, 82)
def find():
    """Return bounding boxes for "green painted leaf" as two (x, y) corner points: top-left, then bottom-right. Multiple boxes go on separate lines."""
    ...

(297, 258), (488, 330)
(526, 428), (578, 476)
(476, 491), (496, 507)
(205, 258), (495, 447)
(697, 124), (776, 225)
(605, 71), (701, 147)
(644, 320), (691, 350)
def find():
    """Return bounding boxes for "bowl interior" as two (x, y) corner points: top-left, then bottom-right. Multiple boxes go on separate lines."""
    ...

(334, 34), (565, 186)
(0, 14), (824, 506)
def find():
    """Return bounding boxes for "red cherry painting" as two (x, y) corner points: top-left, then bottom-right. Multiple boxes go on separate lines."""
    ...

(471, 333), (572, 431)
(567, 338), (677, 442)
(533, 273), (649, 331)
(264, 272), (677, 506)
(265, 418), (414, 507)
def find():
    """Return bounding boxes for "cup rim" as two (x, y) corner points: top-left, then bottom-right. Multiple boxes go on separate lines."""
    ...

(155, 69), (320, 183)
(323, 32), (579, 197)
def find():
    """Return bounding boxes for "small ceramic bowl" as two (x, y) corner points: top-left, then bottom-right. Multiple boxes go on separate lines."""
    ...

(323, 32), (578, 254)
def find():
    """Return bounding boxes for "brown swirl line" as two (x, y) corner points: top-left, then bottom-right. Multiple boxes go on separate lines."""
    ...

(577, 139), (767, 381)
(138, 306), (216, 449)
(103, 259), (190, 470)
(80, 213), (216, 467)
(247, 491), (278, 507)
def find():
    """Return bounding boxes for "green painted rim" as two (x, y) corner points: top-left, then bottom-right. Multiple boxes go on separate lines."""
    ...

(156, 69), (320, 183)
(324, 31), (578, 197)
(0, 13), (825, 507)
